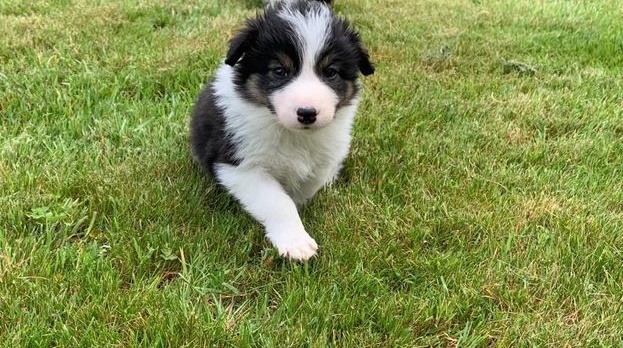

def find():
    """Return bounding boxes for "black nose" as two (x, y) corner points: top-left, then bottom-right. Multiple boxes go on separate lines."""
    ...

(296, 107), (318, 125)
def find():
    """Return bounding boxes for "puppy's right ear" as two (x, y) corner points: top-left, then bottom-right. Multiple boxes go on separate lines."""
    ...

(225, 21), (258, 67)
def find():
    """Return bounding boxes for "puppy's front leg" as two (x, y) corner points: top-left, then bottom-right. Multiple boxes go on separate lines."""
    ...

(214, 164), (318, 261)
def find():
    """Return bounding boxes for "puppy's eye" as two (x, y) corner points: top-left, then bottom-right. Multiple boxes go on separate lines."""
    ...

(272, 66), (288, 77)
(324, 67), (338, 79)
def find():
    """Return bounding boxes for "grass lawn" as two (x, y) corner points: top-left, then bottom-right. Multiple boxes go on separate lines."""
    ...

(2, 0), (623, 346)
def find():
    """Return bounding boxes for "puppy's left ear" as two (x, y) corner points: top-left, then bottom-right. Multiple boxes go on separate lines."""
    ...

(348, 30), (375, 76)
(358, 47), (375, 76)
(225, 20), (258, 66)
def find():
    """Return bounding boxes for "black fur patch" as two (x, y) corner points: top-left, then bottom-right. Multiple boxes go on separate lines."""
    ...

(189, 85), (239, 176)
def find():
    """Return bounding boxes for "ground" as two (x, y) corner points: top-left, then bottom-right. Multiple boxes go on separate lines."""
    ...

(1, 0), (623, 346)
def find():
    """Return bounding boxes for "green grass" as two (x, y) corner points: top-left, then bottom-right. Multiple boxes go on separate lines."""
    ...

(2, 0), (623, 346)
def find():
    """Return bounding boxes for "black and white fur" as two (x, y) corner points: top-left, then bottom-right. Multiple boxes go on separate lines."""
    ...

(190, 0), (374, 261)
(264, 0), (333, 6)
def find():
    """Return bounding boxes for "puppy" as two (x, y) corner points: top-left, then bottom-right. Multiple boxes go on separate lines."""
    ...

(264, 0), (333, 6)
(190, 0), (374, 261)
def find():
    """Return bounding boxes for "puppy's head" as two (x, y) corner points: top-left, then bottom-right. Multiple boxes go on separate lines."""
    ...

(225, 0), (374, 130)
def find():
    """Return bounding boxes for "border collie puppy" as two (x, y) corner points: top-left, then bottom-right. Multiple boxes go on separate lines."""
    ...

(190, 0), (374, 261)
(264, 0), (333, 6)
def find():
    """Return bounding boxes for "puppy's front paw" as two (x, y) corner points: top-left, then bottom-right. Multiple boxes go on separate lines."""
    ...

(266, 225), (318, 261)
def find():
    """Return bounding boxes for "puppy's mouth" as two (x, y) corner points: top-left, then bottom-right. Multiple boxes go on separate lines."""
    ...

(289, 123), (322, 131)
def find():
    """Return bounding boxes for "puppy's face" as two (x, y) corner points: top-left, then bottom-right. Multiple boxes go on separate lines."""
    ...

(225, 1), (374, 130)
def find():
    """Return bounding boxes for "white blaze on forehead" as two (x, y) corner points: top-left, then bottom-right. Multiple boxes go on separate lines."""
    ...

(270, 4), (338, 130)
(278, 5), (332, 67)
